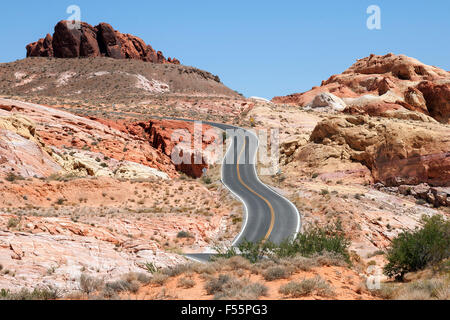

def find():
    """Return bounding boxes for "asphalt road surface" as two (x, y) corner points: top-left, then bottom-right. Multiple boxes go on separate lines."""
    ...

(157, 118), (301, 263)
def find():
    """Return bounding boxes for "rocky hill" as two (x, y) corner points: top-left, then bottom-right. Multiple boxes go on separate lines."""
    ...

(27, 20), (180, 64)
(0, 20), (241, 107)
(273, 53), (450, 123)
(0, 57), (240, 106)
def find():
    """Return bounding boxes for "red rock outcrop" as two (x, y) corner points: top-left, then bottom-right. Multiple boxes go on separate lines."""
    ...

(97, 119), (220, 178)
(26, 34), (54, 57)
(417, 81), (450, 123)
(273, 53), (450, 123)
(308, 115), (450, 187)
(26, 20), (180, 65)
(0, 98), (178, 179)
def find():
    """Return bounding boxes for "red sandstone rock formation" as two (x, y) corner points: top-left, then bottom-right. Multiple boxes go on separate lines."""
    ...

(26, 20), (180, 65)
(93, 118), (220, 178)
(273, 53), (450, 123)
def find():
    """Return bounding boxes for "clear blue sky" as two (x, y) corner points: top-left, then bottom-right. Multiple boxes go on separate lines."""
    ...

(1, 0), (449, 98)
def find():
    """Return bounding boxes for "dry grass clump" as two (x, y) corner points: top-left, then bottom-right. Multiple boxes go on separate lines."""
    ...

(216, 256), (252, 271)
(279, 276), (335, 298)
(150, 273), (170, 286)
(376, 276), (449, 300)
(396, 278), (449, 300)
(177, 277), (196, 289)
(79, 273), (104, 294)
(262, 266), (292, 281)
(77, 272), (151, 298)
(0, 286), (60, 300)
(204, 274), (268, 300)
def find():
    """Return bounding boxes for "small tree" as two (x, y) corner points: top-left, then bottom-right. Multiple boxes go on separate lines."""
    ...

(384, 215), (450, 280)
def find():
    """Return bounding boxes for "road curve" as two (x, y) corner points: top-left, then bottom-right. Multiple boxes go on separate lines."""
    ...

(156, 118), (301, 262)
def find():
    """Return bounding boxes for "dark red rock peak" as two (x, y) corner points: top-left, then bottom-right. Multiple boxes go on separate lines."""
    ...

(26, 21), (180, 65)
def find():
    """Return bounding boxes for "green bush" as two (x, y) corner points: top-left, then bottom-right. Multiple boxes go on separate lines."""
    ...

(5, 172), (24, 182)
(215, 222), (350, 263)
(177, 231), (193, 239)
(276, 222), (350, 262)
(384, 215), (450, 280)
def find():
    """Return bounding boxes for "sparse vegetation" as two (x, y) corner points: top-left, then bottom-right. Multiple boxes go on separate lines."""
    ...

(262, 266), (291, 281)
(205, 274), (267, 300)
(216, 222), (350, 264)
(177, 277), (196, 289)
(0, 287), (59, 300)
(5, 172), (24, 182)
(79, 274), (104, 294)
(7, 217), (20, 229)
(279, 276), (335, 298)
(177, 231), (194, 239)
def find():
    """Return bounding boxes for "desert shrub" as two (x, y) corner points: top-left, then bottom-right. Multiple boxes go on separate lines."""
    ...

(280, 255), (317, 271)
(202, 176), (212, 184)
(104, 279), (140, 294)
(220, 256), (251, 271)
(262, 266), (290, 281)
(216, 223), (350, 264)
(215, 282), (268, 300)
(0, 287), (59, 300)
(384, 215), (450, 280)
(191, 263), (217, 276)
(279, 276), (334, 297)
(7, 217), (20, 229)
(79, 274), (104, 294)
(205, 275), (267, 300)
(144, 262), (159, 274)
(214, 241), (274, 263)
(312, 251), (349, 267)
(205, 274), (231, 295)
(5, 172), (24, 182)
(177, 231), (193, 239)
(161, 264), (189, 277)
(150, 273), (169, 286)
(396, 278), (449, 300)
(177, 277), (196, 289)
(276, 222), (350, 262)
(131, 273), (151, 284)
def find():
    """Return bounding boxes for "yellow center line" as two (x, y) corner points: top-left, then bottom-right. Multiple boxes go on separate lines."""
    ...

(236, 138), (275, 242)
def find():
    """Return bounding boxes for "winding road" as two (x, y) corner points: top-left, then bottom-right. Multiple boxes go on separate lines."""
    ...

(158, 119), (301, 262)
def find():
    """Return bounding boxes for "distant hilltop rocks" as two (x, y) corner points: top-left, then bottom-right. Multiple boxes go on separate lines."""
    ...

(273, 53), (450, 124)
(26, 20), (180, 65)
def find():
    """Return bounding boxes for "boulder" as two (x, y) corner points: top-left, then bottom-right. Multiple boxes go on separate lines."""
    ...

(306, 92), (346, 112)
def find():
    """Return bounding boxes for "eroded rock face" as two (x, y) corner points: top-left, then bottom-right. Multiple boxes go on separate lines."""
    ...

(26, 20), (180, 65)
(128, 120), (219, 178)
(0, 99), (176, 179)
(0, 114), (62, 178)
(417, 81), (450, 123)
(26, 34), (53, 57)
(308, 115), (450, 187)
(273, 53), (450, 123)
